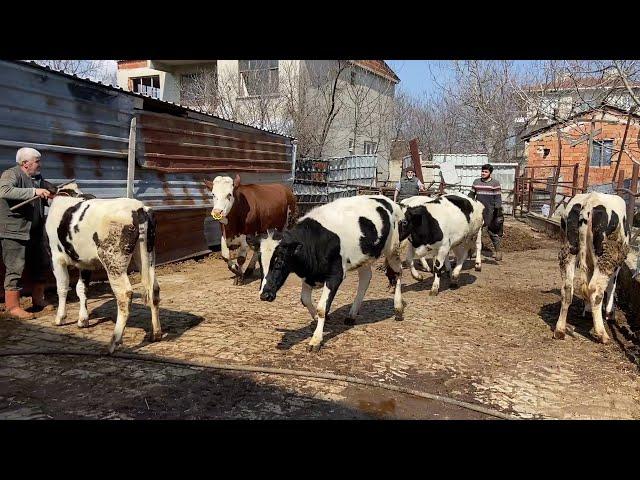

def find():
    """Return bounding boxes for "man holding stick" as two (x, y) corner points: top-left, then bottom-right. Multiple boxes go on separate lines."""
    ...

(0, 147), (54, 319)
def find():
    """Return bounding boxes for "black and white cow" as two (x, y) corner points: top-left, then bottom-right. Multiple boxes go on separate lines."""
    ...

(555, 192), (630, 344)
(399, 193), (485, 295)
(253, 195), (405, 352)
(45, 183), (161, 354)
(399, 195), (451, 275)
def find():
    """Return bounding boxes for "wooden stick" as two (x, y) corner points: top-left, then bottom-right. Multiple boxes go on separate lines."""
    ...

(9, 178), (77, 211)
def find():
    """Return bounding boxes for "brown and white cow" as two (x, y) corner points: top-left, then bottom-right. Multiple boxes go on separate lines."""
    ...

(205, 174), (297, 284)
(555, 192), (630, 344)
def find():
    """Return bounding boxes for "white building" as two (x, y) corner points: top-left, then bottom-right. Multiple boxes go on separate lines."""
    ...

(117, 60), (400, 181)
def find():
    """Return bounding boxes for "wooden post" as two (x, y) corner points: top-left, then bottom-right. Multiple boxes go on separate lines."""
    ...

(572, 163), (579, 196)
(126, 117), (137, 199)
(583, 119), (596, 193)
(611, 109), (634, 184)
(527, 167), (534, 213)
(513, 165), (520, 216)
(549, 166), (559, 218)
(628, 163), (639, 229)
(408, 138), (424, 183)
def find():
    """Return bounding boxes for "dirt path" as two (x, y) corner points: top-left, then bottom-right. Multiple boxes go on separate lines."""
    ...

(1, 218), (639, 419)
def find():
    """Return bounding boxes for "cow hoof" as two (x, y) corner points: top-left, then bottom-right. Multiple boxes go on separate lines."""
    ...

(151, 331), (164, 342)
(475, 264), (482, 272)
(429, 289), (439, 297)
(599, 335), (610, 345)
(307, 343), (321, 352)
(553, 329), (565, 340)
(394, 310), (404, 321)
(54, 315), (66, 326)
(344, 317), (356, 326)
(411, 272), (426, 282)
(77, 318), (89, 328)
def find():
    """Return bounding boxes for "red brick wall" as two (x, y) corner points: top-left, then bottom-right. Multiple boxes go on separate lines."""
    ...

(526, 115), (640, 195)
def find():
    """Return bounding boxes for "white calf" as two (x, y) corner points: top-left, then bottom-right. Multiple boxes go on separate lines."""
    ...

(45, 184), (161, 353)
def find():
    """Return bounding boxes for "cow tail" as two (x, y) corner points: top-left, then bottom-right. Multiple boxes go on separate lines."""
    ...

(577, 204), (592, 300)
(137, 207), (159, 307)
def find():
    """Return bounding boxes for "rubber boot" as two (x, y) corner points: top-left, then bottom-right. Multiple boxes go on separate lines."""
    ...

(4, 290), (34, 320)
(30, 283), (55, 313)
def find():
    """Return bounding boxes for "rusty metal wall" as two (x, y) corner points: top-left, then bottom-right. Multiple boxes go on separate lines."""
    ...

(0, 60), (294, 271)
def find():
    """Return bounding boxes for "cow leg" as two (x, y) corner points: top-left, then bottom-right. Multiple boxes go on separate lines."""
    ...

(300, 282), (317, 321)
(430, 245), (451, 296)
(52, 260), (69, 326)
(444, 256), (452, 277)
(554, 246), (576, 340)
(587, 269), (610, 344)
(449, 244), (469, 289)
(346, 265), (372, 325)
(407, 243), (427, 281)
(385, 253), (405, 320)
(76, 270), (91, 328)
(604, 268), (620, 322)
(308, 276), (342, 352)
(221, 234), (243, 282)
(243, 248), (259, 278)
(474, 228), (483, 271)
(107, 271), (134, 354)
(419, 257), (431, 272)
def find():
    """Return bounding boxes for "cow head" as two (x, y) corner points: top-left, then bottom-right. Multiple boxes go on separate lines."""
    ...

(399, 205), (424, 241)
(259, 232), (302, 302)
(55, 183), (96, 200)
(207, 174), (241, 224)
(246, 229), (284, 294)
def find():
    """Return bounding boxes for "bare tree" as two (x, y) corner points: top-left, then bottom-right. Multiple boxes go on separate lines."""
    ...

(31, 59), (116, 85)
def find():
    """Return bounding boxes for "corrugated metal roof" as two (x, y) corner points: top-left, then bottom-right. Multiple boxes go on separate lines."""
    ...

(18, 60), (295, 140)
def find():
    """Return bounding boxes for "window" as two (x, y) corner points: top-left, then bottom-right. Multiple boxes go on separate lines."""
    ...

(238, 60), (279, 97)
(131, 76), (160, 98)
(591, 140), (614, 167)
(350, 71), (357, 86)
(543, 148), (550, 158)
(348, 139), (354, 154)
(363, 141), (377, 155)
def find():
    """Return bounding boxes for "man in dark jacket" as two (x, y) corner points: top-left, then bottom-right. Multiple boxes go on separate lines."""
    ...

(394, 166), (425, 203)
(469, 163), (504, 261)
(0, 148), (54, 319)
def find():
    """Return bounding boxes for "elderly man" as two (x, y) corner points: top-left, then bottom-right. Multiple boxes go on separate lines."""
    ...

(0, 147), (54, 319)
(394, 166), (425, 203)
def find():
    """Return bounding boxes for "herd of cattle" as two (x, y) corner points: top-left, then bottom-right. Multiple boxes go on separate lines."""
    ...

(43, 175), (632, 354)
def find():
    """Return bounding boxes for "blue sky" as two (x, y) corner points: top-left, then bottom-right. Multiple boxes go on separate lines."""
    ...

(387, 60), (539, 99)
(386, 60), (449, 99)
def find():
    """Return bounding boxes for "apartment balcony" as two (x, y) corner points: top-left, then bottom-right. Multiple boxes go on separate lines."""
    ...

(136, 85), (161, 99)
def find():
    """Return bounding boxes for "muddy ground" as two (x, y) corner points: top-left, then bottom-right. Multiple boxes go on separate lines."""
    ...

(1, 218), (639, 419)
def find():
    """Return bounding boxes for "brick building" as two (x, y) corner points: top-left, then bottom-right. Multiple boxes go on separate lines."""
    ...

(522, 105), (640, 194)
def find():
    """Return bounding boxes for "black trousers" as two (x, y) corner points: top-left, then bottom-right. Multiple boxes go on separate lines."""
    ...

(482, 204), (504, 248)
